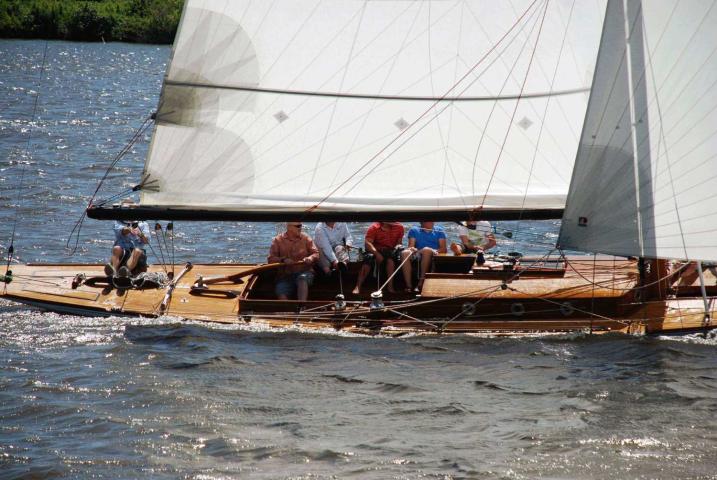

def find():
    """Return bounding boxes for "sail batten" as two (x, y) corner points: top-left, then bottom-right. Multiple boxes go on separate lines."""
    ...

(161, 79), (591, 102)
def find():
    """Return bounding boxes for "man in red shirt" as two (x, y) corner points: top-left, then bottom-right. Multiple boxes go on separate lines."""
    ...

(352, 222), (404, 294)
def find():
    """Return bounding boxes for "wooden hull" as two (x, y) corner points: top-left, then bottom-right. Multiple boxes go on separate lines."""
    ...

(1, 257), (715, 336)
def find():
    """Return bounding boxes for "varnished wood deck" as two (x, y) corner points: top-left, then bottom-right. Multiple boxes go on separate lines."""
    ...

(0, 256), (714, 335)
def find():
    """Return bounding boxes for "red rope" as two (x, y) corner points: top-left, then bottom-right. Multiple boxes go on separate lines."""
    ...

(476, 0), (551, 214)
(303, 0), (542, 216)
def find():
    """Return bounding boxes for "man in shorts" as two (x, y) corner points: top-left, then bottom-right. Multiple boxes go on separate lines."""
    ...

(450, 220), (496, 256)
(106, 220), (151, 278)
(268, 222), (319, 301)
(352, 222), (404, 294)
(401, 221), (447, 292)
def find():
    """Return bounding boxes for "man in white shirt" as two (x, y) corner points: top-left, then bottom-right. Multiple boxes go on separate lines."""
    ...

(314, 222), (353, 274)
(106, 220), (151, 278)
(450, 220), (496, 256)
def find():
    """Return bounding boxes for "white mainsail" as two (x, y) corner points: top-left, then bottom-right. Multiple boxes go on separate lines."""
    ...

(558, 0), (717, 262)
(138, 0), (604, 217)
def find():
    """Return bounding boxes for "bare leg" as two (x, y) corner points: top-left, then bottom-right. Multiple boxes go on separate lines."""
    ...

(297, 279), (309, 301)
(417, 247), (434, 290)
(126, 249), (143, 272)
(450, 242), (463, 256)
(400, 250), (413, 290)
(385, 259), (396, 293)
(111, 246), (124, 271)
(352, 264), (371, 294)
(277, 293), (289, 300)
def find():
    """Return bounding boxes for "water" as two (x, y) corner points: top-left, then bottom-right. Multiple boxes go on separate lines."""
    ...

(1, 40), (716, 479)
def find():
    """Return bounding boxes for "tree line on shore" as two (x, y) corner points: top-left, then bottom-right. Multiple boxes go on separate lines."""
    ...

(0, 0), (183, 44)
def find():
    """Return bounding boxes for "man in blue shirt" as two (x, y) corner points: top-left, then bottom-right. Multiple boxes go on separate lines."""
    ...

(105, 220), (151, 278)
(400, 221), (447, 292)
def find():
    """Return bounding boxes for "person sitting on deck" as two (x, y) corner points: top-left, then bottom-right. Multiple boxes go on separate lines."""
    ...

(105, 220), (151, 278)
(400, 221), (447, 292)
(314, 221), (353, 275)
(450, 220), (496, 262)
(268, 222), (319, 301)
(352, 221), (404, 295)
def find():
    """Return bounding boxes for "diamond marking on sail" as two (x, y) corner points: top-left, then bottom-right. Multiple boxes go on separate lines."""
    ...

(517, 116), (534, 130)
(394, 118), (409, 130)
(274, 111), (289, 123)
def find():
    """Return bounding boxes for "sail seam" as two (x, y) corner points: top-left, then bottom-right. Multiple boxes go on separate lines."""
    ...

(516, 0), (578, 238)
(302, 0), (544, 215)
(478, 0), (551, 212)
(306, 0), (370, 195)
(468, 0), (547, 202)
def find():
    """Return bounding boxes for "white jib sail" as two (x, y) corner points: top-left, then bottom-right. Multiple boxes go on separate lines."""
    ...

(558, 0), (717, 262)
(141, 0), (604, 215)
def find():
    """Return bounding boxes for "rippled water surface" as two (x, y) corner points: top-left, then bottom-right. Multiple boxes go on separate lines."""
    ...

(1, 40), (716, 479)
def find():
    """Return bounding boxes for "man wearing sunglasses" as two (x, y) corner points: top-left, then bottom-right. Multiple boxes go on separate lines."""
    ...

(268, 222), (319, 301)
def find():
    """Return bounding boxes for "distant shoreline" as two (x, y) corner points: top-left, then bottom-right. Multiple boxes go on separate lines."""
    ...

(0, 0), (183, 45)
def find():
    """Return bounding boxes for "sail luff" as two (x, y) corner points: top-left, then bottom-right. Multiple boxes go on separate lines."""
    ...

(139, 0), (192, 196)
(624, 0), (644, 257)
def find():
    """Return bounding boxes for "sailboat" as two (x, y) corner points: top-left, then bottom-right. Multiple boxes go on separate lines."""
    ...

(2, 0), (715, 335)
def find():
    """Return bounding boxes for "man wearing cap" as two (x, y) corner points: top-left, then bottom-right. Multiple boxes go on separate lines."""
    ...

(106, 220), (151, 278)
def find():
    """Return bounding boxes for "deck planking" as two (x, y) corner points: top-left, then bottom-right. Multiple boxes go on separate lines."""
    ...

(0, 258), (714, 335)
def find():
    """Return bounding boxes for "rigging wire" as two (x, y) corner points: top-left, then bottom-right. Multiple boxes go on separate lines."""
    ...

(514, 0), (577, 242)
(150, 223), (169, 275)
(5, 42), (49, 276)
(560, 253), (690, 292)
(477, 0), (550, 214)
(65, 113), (154, 256)
(469, 0), (547, 202)
(333, 1), (548, 203)
(302, 0), (543, 216)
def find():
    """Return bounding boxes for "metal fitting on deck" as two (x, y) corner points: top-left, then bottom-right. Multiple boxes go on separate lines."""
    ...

(370, 291), (384, 310)
(335, 294), (346, 312)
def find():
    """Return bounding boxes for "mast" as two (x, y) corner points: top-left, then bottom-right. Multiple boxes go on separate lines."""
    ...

(622, 0), (659, 293)
(623, 0), (653, 258)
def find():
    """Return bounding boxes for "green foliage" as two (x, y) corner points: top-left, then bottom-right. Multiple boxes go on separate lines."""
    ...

(0, 0), (183, 43)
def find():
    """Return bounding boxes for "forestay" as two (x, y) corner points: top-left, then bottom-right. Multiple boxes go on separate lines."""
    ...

(559, 0), (717, 262)
(139, 0), (604, 219)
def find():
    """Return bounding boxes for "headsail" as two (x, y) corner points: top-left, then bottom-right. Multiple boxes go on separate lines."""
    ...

(558, 0), (717, 262)
(90, 0), (605, 221)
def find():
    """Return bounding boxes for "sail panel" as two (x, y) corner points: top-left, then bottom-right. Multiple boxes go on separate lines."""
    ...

(559, 0), (717, 262)
(141, 0), (605, 216)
